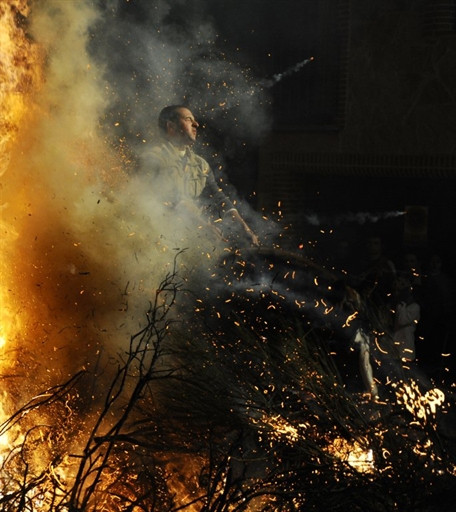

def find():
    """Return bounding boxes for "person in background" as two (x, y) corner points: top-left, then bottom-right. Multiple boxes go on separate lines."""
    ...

(397, 251), (425, 307)
(392, 271), (421, 364)
(143, 104), (259, 248)
(420, 253), (454, 379)
(356, 234), (396, 307)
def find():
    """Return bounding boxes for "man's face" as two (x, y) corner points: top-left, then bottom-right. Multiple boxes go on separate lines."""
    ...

(366, 237), (382, 258)
(170, 107), (199, 146)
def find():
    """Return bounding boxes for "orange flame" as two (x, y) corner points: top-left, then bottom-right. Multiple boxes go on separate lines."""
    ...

(0, 1), (43, 172)
(0, 0), (44, 413)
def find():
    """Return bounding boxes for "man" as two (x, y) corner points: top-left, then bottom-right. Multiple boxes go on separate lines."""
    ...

(356, 234), (396, 306)
(144, 105), (259, 247)
(392, 272), (421, 363)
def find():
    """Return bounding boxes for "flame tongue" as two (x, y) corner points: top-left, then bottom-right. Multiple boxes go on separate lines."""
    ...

(0, 3), (42, 477)
(0, 1), (42, 174)
(0, 1), (43, 397)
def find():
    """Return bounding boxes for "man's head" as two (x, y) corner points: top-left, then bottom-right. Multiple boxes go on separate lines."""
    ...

(158, 105), (199, 147)
(395, 271), (412, 291)
(365, 235), (383, 260)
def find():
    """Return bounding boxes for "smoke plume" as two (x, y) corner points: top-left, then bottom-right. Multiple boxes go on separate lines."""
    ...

(260, 56), (315, 87)
(305, 210), (406, 226)
(1, 0), (271, 402)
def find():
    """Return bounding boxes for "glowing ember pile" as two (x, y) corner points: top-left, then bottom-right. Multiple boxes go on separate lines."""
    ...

(0, 1), (455, 511)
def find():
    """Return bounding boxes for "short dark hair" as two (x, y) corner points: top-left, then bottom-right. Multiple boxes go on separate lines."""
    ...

(158, 104), (188, 134)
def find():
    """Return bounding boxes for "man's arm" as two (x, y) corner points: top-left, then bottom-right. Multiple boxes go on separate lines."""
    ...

(224, 208), (260, 247)
(200, 170), (260, 247)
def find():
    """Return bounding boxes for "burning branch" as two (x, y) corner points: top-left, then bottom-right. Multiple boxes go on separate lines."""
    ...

(67, 259), (183, 511)
(0, 253), (455, 511)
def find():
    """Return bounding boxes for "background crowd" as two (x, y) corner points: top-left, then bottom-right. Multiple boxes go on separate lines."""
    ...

(323, 230), (455, 387)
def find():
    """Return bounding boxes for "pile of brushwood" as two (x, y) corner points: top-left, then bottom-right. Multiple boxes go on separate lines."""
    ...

(0, 258), (455, 512)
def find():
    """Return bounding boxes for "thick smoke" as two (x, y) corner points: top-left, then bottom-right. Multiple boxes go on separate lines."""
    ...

(1, 0), (273, 401)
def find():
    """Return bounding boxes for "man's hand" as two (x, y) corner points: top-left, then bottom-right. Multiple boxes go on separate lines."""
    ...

(245, 226), (260, 247)
(225, 209), (260, 247)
